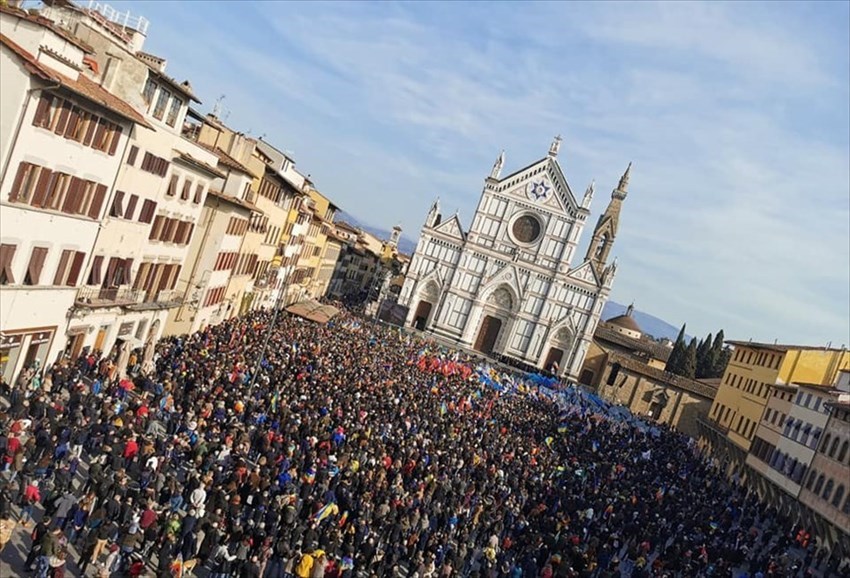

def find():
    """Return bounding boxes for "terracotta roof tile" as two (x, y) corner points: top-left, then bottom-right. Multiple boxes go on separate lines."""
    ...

(594, 325), (672, 362)
(207, 188), (258, 212)
(0, 4), (94, 54)
(725, 340), (848, 353)
(0, 33), (149, 129)
(194, 142), (254, 176)
(173, 150), (225, 179)
(608, 351), (717, 400)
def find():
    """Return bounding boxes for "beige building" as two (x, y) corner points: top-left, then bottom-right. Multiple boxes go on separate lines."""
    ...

(34, 1), (223, 370)
(0, 4), (145, 383)
(586, 311), (715, 439)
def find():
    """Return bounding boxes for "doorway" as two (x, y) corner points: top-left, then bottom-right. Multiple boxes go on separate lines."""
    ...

(544, 347), (565, 373)
(68, 333), (86, 361)
(474, 315), (502, 355)
(413, 300), (433, 331)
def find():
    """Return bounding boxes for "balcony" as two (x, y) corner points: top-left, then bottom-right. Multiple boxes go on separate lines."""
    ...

(126, 288), (183, 311)
(75, 286), (143, 308)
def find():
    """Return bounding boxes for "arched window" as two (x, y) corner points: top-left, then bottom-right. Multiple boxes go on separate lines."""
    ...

(829, 437), (840, 458)
(839, 440), (849, 463)
(843, 495), (850, 515)
(814, 474), (825, 494)
(806, 469), (818, 490)
(821, 433), (832, 453)
(832, 485), (845, 508)
(823, 479), (834, 501)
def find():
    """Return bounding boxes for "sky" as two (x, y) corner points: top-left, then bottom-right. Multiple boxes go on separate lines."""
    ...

(112, 0), (848, 347)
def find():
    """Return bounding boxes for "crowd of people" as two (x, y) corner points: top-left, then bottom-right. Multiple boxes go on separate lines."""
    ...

(0, 307), (846, 577)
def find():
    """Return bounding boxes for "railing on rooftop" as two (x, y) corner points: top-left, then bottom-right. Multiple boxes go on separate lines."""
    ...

(86, 0), (149, 36)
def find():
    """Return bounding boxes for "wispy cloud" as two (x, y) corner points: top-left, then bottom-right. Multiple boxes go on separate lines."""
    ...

(132, 0), (849, 346)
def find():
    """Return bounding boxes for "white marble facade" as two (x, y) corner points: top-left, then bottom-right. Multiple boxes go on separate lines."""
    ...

(399, 138), (631, 380)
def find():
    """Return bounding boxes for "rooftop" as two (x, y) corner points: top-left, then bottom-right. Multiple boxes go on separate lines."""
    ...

(726, 340), (849, 353)
(206, 188), (257, 212)
(0, 3), (94, 54)
(195, 142), (253, 176)
(0, 32), (149, 128)
(173, 151), (225, 179)
(594, 325), (672, 363)
(608, 351), (717, 400)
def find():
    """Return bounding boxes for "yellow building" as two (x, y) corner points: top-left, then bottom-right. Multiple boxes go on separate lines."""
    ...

(291, 185), (340, 300)
(699, 341), (850, 479)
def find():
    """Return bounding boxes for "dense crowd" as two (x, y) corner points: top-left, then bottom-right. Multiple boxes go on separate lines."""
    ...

(0, 308), (846, 578)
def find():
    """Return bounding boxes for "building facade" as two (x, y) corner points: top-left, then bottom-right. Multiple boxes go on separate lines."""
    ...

(0, 5), (145, 384)
(699, 342), (850, 480)
(399, 138), (629, 380)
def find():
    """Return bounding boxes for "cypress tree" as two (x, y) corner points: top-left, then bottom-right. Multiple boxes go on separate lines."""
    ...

(696, 332), (713, 378)
(710, 330), (727, 377)
(665, 323), (687, 374)
(683, 337), (698, 379)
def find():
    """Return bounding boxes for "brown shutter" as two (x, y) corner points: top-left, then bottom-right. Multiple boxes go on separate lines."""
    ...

(87, 255), (103, 286)
(103, 257), (119, 288)
(33, 93), (54, 127)
(124, 194), (139, 220)
(181, 180), (191, 200)
(167, 174), (178, 196)
(53, 249), (71, 285)
(127, 145), (139, 166)
(169, 264), (181, 289)
(83, 115), (97, 146)
(88, 184), (107, 219)
(108, 124), (123, 156)
(30, 168), (53, 208)
(0, 244), (16, 284)
(185, 223), (195, 245)
(53, 101), (71, 135)
(8, 162), (30, 203)
(122, 258), (134, 286)
(149, 215), (164, 240)
(26, 247), (48, 285)
(194, 184), (204, 204)
(93, 120), (107, 151)
(110, 190), (125, 218)
(61, 177), (81, 214)
(67, 251), (85, 286)
(133, 262), (149, 290)
(72, 179), (88, 214)
(64, 107), (80, 138)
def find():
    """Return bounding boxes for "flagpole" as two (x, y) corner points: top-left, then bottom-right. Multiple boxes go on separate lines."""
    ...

(248, 264), (293, 390)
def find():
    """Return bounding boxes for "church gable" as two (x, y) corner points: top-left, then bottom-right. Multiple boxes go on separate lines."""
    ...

(481, 262), (525, 303)
(433, 214), (466, 241)
(493, 157), (579, 217)
(565, 260), (601, 287)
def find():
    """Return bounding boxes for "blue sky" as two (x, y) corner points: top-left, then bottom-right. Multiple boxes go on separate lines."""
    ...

(115, 0), (849, 347)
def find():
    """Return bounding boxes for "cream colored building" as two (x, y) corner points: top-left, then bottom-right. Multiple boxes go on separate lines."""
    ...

(35, 1), (222, 369)
(0, 4), (145, 383)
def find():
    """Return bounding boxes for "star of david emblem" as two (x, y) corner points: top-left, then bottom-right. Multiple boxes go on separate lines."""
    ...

(526, 179), (551, 202)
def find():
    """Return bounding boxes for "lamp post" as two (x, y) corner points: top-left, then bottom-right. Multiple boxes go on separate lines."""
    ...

(248, 262), (294, 390)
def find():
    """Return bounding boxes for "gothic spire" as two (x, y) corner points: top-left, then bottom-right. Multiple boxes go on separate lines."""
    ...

(548, 135), (562, 157)
(616, 162), (632, 197)
(581, 179), (595, 209)
(489, 150), (505, 179)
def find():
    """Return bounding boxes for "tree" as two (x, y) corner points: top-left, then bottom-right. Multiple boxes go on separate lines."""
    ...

(696, 332), (714, 378)
(665, 323), (687, 374)
(710, 330), (729, 377)
(683, 337), (698, 379)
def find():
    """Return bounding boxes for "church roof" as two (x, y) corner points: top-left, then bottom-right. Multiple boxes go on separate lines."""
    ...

(605, 313), (642, 334)
(594, 325), (671, 363)
(607, 351), (717, 400)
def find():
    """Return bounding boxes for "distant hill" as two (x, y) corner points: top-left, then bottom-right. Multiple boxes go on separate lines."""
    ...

(602, 301), (689, 342)
(337, 210), (418, 255)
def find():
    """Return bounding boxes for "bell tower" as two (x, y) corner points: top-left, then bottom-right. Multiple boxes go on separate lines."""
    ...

(585, 163), (630, 272)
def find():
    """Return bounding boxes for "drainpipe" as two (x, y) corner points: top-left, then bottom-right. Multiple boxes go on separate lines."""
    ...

(0, 82), (61, 189)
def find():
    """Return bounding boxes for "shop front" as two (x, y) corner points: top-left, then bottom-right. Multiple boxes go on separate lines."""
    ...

(0, 327), (55, 385)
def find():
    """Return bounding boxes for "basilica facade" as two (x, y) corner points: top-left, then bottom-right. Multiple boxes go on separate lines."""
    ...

(398, 137), (631, 380)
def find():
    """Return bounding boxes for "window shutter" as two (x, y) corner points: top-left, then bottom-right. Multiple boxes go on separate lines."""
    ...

(26, 247), (48, 285)
(169, 264), (181, 289)
(88, 184), (107, 219)
(110, 190), (125, 218)
(0, 244), (16, 285)
(53, 249), (72, 285)
(87, 255), (103, 286)
(8, 162), (30, 203)
(150, 215), (164, 241)
(64, 107), (80, 138)
(30, 168), (53, 208)
(83, 116), (97, 146)
(124, 194), (139, 220)
(167, 174), (179, 196)
(133, 262), (149, 290)
(122, 258), (134, 286)
(53, 101), (72, 135)
(181, 180), (192, 200)
(193, 184), (204, 204)
(185, 223), (195, 245)
(61, 177), (82, 214)
(93, 120), (107, 151)
(33, 93), (54, 127)
(127, 145), (139, 166)
(108, 125), (123, 156)
(104, 258), (118, 288)
(67, 251), (85, 286)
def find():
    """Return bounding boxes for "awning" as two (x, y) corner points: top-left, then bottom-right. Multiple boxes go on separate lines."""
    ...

(285, 300), (340, 325)
(117, 337), (144, 350)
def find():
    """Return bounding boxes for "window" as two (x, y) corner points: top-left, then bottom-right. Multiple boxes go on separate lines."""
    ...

(833, 485), (845, 508)
(814, 474), (825, 495)
(0, 244), (17, 285)
(87, 255), (103, 286)
(52, 250), (74, 286)
(66, 251), (85, 286)
(193, 183), (204, 204)
(9, 162), (40, 204)
(138, 200), (157, 224)
(181, 179), (192, 201)
(149, 216), (165, 241)
(166, 96), (181, 127)
(167, 174), (179, 197)
(124, 195), (139, 221)
(839, 440), (849, 463)
(830, 437), (840, 458)
(23, 247), (48, 285)
(823, 479), (834, 501)
(143, 77), (157, 106)
(806, 469), (817, 490)
(127, 145), (139, 166)
(153, 88), (170, 120)
(110, 191), (125, 218)
(140, 153), (169, 177)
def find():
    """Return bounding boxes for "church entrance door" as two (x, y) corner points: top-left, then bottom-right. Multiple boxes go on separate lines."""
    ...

(543, 347), (565, 373)
(413, 301), (433, 331)
(474, 315), (502, 355)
